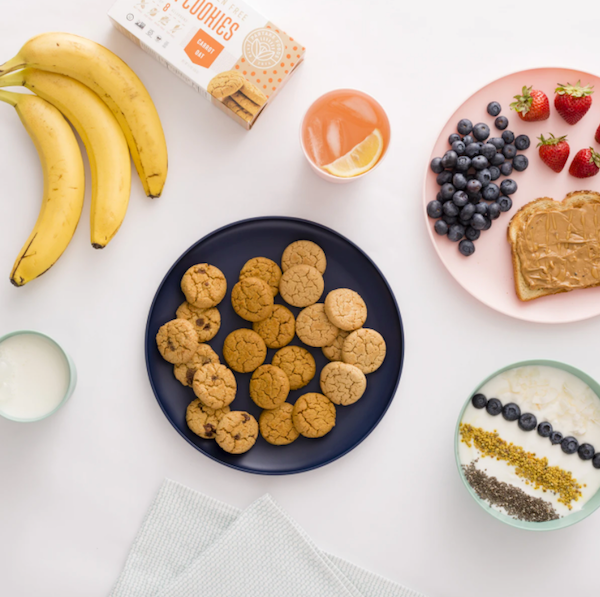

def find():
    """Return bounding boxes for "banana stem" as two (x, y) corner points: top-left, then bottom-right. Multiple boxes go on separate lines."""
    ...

(0, 89), (18, 107)
(0, 71), (25, 88)
(0, 56), (25, 76)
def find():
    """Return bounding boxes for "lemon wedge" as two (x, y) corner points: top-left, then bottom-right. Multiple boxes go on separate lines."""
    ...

(322, 129), (384, 177)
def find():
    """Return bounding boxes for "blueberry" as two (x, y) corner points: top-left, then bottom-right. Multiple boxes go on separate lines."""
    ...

(537, 421), (553, 438)
(486, 398), (502, 416)
(476, 169), (492, 186)
(578, 443), (595, 461)
(466, 179), (482, 194)
(502, 144), (517, 159)
(443, 201), (459, 217)
(462, 134), (475, 146)
(455, 156), (471, 172)
(441, 183), (456, 200)
(487, 202), (501, 220)
(452, 140), (466, 156)
(473, 123), (490, 141)
(457, 119), (473, 135)
(471, 213), (486, 230)
(472, 156), (489, 171)
(490, 152), (506, 166)
(502, 402), (521, 421)
(481, 143), (497, 160)
(518, 413), (537, 431)
(593, 453), (600, 469)
(449, 133), (462, 145)
(487, 101), (502, 117)
(453, 190), (469, 207)
(460, 203), (476, 221)
(501, 130), (515, 144)
(448, 223), (465, 242)
(437, 171), (453, 186)
(475, 202), (488, 215)
(482, 217), (492, 230)
(482, 183), (500, 201)
(500, 179), (517, 195)
(472, 393), (487, 409)
(550, 431), (564, 445)
(434, 220), (448, 236)
(500, 162), (513, 176)
(459, 239), (475, 256)
(561, 436), (579, 455)
(453, 173), (468, 190)
(497, 196), (513, 212)
(489, 166), (501, 181)
(430, 157), (444, 174)
(468, 192), (483, 204)
(488, 137), (505, 150)
(465, 143), (481, 158)
(512, 155), (529, 172)
(515, 134), (530, 150)
(441, 150), (458, 169)
(427, 200), (443, 218)
(442, 214), (458, 225)
(465, 226), (480, 241)
(495, 115), (509, 130)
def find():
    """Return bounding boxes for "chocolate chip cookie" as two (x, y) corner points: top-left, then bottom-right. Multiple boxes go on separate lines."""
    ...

(186, 398), (230, 440)
(216, 411), (258, 454)
(192, 363), (237, 409)
(173, 343), (220, 387)
(156, 318), (197, 364)
(181, 264), (227, 309)
(175, 301), (221, 342)
(292, 393), (336, 438)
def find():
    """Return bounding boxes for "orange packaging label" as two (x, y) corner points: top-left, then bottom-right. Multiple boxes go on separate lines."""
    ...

(184, 29), (224, 68)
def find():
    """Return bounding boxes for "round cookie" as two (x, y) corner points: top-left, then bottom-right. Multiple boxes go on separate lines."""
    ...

(231, 277), (274, 322)
(192, 363), (237, 409)
(249, 365), (290, 410)
(174, 344), (220, 387)
(281, 240), (327, 274)
(322, 330), (350, 362)
(279, 265), (324, 308)
(186, 398), (230, 439)
(296, 303), (339, 348)
(292, 393), (336, 438)
(259, 403), (299, 446)
(176, 301), (221, 342)
(216, 411), (258, 454)
(223, 329), (267, 373)
(272, 346), (316, 390)
(324, 289), (367, 331)
(342, 328), (387, 374)
(207, 70), (244, 99)
(156, 318), (197, 364)
(181, 264), (227, 309)
(252, 304), (295, 349)
(239, 257), (282, 297)
(320, 362), (367, 406)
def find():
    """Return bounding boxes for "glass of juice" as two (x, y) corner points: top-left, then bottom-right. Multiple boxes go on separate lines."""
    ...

(300, 89), (391, 183)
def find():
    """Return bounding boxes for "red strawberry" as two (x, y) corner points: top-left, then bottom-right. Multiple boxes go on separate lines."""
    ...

(569, 148), (600, 178)
(555, 81), (594, 125)
(510, 86), (550, 122)
(595, 123), (600, 144)
(537, 134), (570, 173)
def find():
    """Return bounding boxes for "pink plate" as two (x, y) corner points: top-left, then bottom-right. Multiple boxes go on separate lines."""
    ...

(425, 67), (600, 324)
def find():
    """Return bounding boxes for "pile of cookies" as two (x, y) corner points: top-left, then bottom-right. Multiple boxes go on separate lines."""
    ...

(207, 71), (267, 123)
(155, 240), (387, 456)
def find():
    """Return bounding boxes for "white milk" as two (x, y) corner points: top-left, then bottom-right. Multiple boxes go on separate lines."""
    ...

(0, 334), (70, 420)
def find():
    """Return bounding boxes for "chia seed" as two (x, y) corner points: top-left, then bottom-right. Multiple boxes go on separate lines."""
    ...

(463, 461), (560, 522)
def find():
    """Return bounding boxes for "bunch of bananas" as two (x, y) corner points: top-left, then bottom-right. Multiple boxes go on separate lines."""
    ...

(0, 32), (168, 286)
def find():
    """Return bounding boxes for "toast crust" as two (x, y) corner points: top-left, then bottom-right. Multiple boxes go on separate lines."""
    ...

(507, 191), (600, 301)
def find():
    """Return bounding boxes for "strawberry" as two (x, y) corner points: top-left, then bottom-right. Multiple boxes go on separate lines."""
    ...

(569, 148), (600, 178)
(595, 123), (600, 144)
(555, 81), (594, 125)
(510, 86), (550, 122)
(537, 134), (570, 173)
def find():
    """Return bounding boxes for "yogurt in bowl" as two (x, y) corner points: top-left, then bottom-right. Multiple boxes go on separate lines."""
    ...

(455, 360), (600, 530)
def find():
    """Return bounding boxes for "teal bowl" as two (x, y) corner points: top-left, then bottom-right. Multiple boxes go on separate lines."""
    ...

(0, 330), (77, 423)
(455, 359), (600, 531)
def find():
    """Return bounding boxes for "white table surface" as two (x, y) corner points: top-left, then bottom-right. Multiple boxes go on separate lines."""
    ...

(1, 1), (600, 595)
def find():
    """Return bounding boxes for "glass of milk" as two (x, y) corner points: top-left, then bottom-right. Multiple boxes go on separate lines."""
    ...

(0, 331), (76, 422)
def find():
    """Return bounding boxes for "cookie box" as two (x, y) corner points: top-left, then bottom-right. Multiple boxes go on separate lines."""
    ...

(108, 0), (305, 129)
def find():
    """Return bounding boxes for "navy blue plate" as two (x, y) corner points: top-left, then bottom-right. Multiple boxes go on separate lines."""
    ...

(145, 217), (404, 475)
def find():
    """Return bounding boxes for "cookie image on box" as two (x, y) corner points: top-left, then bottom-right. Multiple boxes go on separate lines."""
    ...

(207, 70), (267, 123)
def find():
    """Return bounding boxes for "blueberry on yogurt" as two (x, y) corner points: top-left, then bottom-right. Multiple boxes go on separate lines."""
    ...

(471, 393), (488, 409)
(486, 398), (502, 416)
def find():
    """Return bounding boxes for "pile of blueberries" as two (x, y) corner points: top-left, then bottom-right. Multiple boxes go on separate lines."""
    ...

(472, 393), (600, 468)
(428, 101), (530, 257)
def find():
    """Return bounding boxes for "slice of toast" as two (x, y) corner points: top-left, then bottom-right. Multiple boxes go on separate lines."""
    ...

(507, 190), (600, 301)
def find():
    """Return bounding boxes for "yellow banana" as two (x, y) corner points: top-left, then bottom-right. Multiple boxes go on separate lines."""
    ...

(0, 69), (131, 249)
(0, 32), (168, 198)
(0, 90), (85, 286)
